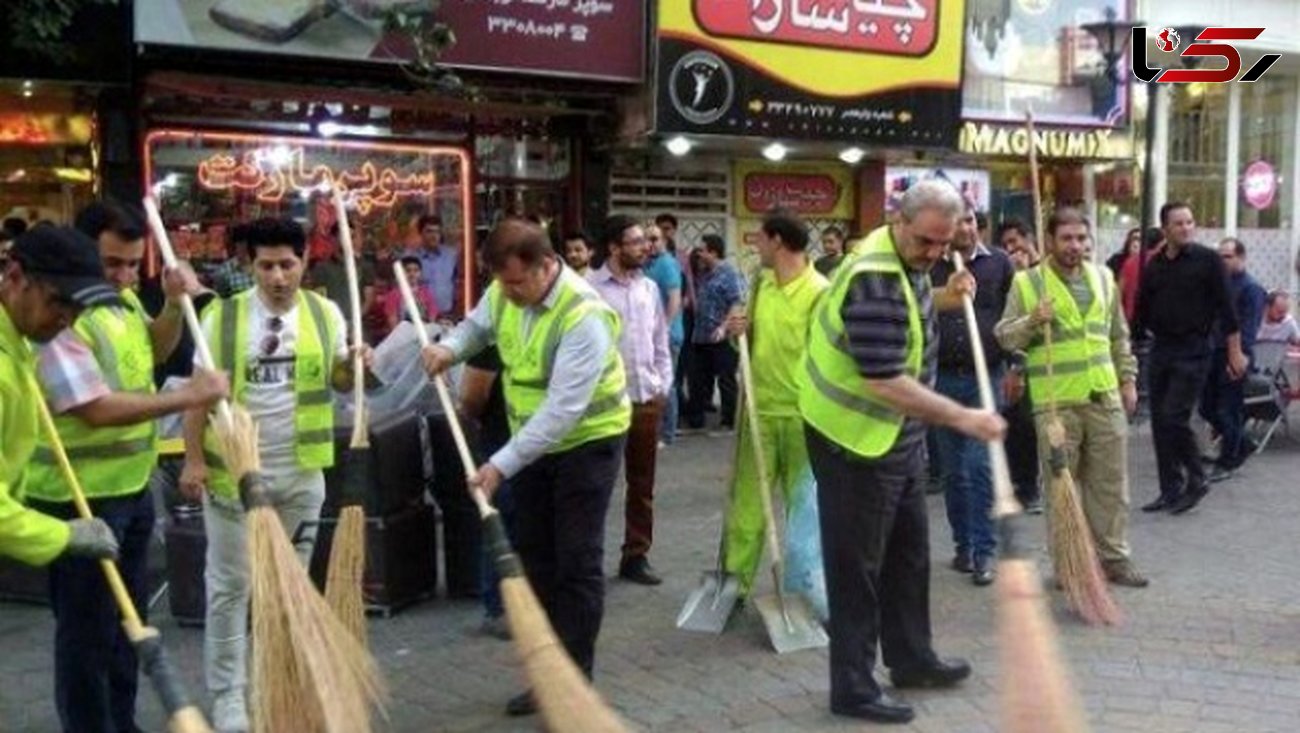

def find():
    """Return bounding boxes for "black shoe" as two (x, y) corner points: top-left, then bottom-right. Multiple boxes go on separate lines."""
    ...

(830, 693), (915, 724)
(890, 658), (972, 689)
(505, 691), (536, 717)
(1141, 495), (1178, 512)
(619, 556), (663, 586)
(1200, 453), (1219, 465)
(1207, 465), (1235, 484)
(950, 554), (973, 574)
(1169, 483), (1209, 515)
(1020, 497), (1044, 515)
(972, 558), (995, 587)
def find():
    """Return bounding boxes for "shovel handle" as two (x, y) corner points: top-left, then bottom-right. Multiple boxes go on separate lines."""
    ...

(737, 333), (783, 565)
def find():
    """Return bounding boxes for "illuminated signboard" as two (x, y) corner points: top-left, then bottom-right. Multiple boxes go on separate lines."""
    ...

(957, 121), (1134, 159)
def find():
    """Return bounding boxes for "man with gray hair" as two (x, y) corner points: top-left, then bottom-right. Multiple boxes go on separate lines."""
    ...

(800, 179), (1007, 724)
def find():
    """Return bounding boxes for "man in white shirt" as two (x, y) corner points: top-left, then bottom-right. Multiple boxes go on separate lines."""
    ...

(1258, 291), (1300, 344)
(180, 217), (370, 733)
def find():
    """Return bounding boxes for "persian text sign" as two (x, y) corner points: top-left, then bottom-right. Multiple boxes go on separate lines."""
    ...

(695, 0), (939, 55)
(734, 160), (853, 219)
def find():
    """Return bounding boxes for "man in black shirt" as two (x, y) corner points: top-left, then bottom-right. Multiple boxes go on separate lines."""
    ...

(929, 204), (1015, 586)
(1136, 202), (1247, 515)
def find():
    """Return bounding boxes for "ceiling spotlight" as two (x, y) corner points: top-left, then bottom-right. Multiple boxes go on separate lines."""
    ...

(665, 136), (692, 157)
(21, 89), (33, 99)
(317, 120), (341, 138)
(839, 147), (866, 164)
(761, 142), (788, 162)
(22, 80), (33, 89)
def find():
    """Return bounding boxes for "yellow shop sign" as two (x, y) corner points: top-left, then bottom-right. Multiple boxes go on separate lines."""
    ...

(958, 122), (1133, 160)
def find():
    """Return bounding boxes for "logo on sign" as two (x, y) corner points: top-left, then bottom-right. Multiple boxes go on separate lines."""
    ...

(1241, 160), (1277, 210)
(1131, 27), (1282, 83)
(668, 50), (735, 125)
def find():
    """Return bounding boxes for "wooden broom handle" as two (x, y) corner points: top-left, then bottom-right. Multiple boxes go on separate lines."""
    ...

(1025, 111), (1061, 420)
(950, 255), (1018, 519)
(332, 189), (369, 449)
(393, 262), (495, 519)
(737, 332), (783, 564)
(143, 197), (233, 429)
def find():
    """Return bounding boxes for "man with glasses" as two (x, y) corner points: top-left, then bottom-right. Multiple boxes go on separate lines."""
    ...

(179, 217), (371, 733)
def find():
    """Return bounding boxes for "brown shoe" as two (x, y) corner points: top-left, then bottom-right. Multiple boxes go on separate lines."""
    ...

(1103, 559), (1149, 588)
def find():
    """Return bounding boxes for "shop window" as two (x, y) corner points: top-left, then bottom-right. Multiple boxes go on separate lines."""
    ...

(1168, 83), (1228, 228)
(1237, 76), (1295, 232)
(475, 135), (571, 239)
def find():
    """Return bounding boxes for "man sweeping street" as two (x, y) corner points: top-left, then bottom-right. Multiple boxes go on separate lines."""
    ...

(799, 180), (1004, 725)
(0, 227), (122, 566)
(180, 217), (369, 733)
(420, 218), (630, 718)
(26, 202), (229, 733)
(994, 208), (1148, 588)
(721, 209), (829, 608)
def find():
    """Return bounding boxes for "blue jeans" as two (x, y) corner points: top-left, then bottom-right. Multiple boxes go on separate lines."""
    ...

(935, 370), (999, 563)
(660, 342), (682, 444)
(33, 489), (155, 733)
(480, 480), (517, 619)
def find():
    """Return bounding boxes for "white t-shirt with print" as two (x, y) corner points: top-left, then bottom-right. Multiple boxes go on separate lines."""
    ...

(200, 291), (348, 472)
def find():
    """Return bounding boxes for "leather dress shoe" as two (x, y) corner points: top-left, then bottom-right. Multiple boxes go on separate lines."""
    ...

(505, 691), (537, 717)
(950, 554), (973, 574)
(619, 556), (663, 585)
(830, 692), (915, 724)
(1169, 483), (1209, 515)
(1141, 495), (1178, 512)
(890, 658), (972, 689)
(972, 557), (995, 587)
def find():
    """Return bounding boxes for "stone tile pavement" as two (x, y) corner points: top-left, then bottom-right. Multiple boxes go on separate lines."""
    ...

(5, 423), (1300, 732)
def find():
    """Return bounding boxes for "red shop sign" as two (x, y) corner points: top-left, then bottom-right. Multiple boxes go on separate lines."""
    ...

(694, 0), (939, 56)
(744, 172), (842, 215)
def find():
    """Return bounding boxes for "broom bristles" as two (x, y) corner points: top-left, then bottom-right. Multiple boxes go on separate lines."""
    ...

(325, 505), (368, 646)
(499, 577), (631, 733)
(998, 558), (1090, 733)
(1045, 418), (1120, 626)
(212, 405), (386, 733)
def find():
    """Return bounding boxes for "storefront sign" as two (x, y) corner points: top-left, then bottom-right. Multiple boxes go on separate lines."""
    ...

(885, 166), (989, 212)
(1242, 159), (1278, 210)
(963, 0), (1129, 127)
(957, 122), (1133, 160)
(0, 113), (93, 145)
(656, 0), (965, 144)
(734, 160), (854, 219)
(134, 0), (645, 82)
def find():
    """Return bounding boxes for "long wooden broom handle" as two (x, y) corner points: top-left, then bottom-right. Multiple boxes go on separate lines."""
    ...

(950, 255), (1018, 519)
(736, 332), (783, 565)
(1024, 111), (1061, 422)
(143, 197), (233, 429)
(332, 188), (369, 450)
(393, 261), (496, 520)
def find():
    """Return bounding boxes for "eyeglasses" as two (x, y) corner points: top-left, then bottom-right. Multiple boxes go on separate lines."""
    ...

(260, 316), (284, 356)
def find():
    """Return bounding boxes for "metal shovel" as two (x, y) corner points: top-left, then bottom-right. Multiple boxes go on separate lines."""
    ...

(738, 334), (829, 654)
(676, 382), (747, 633)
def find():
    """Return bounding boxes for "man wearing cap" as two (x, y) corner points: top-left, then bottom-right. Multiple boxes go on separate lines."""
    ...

(24, 201), (229, 733)
(0, 227), (121, 567)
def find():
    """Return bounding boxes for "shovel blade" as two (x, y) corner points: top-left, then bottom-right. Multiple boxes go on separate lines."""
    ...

(753, 592), (828, 654)
(676, 571), (741, 633)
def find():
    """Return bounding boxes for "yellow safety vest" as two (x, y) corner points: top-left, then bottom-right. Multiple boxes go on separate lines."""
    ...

(489, 271), (631, 453)
(798, 225), (925, 459)
(1014, 262), (1119, 407)
(204, 290), (338, 500)
(28, 289), (158, 502)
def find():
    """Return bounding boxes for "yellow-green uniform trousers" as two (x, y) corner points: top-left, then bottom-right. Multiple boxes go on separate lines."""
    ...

(0, 306), (69, 565)
(725, 265), (828, 595)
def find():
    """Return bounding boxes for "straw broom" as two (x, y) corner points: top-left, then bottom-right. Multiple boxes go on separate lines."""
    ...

(31, 380), (213, 733)
(144, 197), (386, 733)
(323, 188), (368, 646)
(394, 264), (632, 733)
(1024, 113), (1121, 626)
(949, 254), (1089, 733)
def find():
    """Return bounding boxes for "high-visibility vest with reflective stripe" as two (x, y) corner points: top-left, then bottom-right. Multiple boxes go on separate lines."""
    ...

(28, 290), (158, 502)
(489, 271), (631, 453)
(1014, 262), (1119, 406)
(798, 225), (924, 459)
(204, 290), (338, 500)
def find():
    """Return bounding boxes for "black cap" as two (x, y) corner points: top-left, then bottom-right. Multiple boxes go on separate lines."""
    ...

(10, 226), (120, 308)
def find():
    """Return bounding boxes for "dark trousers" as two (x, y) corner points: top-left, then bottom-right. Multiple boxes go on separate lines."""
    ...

(1149, 346), (1212, 500)
(1199, 350), (1248, 469)
(32, 490), (154, 733)
(936, 370), (998, 562)
(479, 480), (516, 619)
(622, 399), (665, 563)
(512, 433), (626, 676)
(677, 309), (695, 420)
(1003, 390), (1041, 504)
(685, 341), (738, 429)
(806, 427), (937, 705)
(427, 414), (483, 597)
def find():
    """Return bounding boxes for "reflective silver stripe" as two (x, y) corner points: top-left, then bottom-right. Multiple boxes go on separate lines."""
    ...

(513, 391), (628, 427)
(805, 357), (898, 422)
(1024, 353), (1113, 377)
(817, 304), (853, 357)
(299, 389), (332, 406)
(32, 437), (155, 464)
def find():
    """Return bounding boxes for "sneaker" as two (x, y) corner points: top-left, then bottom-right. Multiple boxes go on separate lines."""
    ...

(212, 689), (250, 733)
(480, 614), (511, 641)
(950, 554), (973, 574)
(1102, 559), (1149, 588)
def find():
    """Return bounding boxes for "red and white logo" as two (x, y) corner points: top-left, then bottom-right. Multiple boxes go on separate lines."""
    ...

(1155, 27), (1181, 53)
